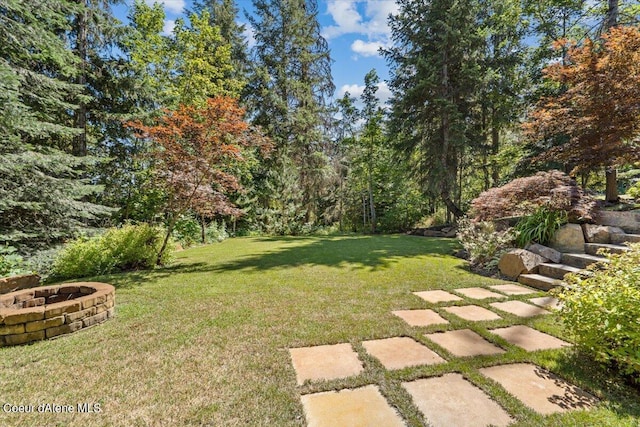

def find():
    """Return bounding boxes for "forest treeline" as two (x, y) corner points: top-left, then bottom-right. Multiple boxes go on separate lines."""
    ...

(1, 0), (639, 257)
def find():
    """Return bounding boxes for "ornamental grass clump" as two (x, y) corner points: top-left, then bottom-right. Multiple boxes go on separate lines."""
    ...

(514, 205), (568, 247)
(556, 243), (640, 383)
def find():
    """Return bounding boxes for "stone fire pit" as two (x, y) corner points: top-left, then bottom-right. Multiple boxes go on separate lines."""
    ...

(0, 282), (115, 346)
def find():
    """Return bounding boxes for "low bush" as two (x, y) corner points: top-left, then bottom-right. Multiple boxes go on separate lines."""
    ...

(556, 243), (640, 383)
(456, 217), (516, 271)
(51, 223), (172, 280)
(514, 205), (568, 247)
(0, 245), (30, 277)
(470, 170), (596, 222)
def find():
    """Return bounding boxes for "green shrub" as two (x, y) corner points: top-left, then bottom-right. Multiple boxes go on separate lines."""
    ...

(556, 243), (640, 383)
(51, 223), (172, 280)
(173, 215), (202, 247)
(456, 217), (516, 269)
(627, 181), (640, 199)
(514, 205), (567, 247)
(205, 220), (229, 242)
(0, 245), (30, 277)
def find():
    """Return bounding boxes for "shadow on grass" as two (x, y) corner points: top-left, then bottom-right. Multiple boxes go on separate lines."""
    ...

(552, 350), (640, 419)
(197, 235), (460, 273)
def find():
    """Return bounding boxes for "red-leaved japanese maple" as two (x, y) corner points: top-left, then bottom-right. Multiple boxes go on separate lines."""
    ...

(128, 97), (271, 263)
(524, 26), (640, 202)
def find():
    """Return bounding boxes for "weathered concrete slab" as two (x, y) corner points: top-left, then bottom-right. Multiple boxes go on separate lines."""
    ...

(425, 329), (505, 357)
(480, 363), (598, 415)
(442, 305), (502, 322)
(453, 287), (507, 300)
(490, 301), (551, 318)
(403, 373), (513, 427)
(301, 385), (405, 427)
(412, 290), (462, 304)
(392, 309), (449, 327)
(290, 343), (363, 385)
(489, 284), (537, 295)
(490, 325), (571, 351)
(362, 337), (445, 370)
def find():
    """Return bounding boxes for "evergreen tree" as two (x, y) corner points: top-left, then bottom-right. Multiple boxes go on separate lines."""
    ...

(0, 0), (112, 250)
(247, 0), (334, 225)
(385, 0), (484, 217)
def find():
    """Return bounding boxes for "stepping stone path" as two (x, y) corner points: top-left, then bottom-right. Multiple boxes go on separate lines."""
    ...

(392, 309), (449, 327)
(490, 300), (551, 318)
(442, 304), (502, 321)
(425, 329), (505, 357)
(362, 337), (445, 370)
(289, 283), (598, 426)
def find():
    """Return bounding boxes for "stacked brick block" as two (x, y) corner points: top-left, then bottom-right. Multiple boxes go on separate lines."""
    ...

(0, 282), (115, 346)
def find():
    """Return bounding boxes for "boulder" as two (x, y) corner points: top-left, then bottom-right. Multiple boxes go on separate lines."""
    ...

(596, 210), (640, 234)
(498, 249), (548, 280)
(525, 243), (562, 263)
(0, 274), (40, 295)
(549, 224), (585, 253)
(581, 224), (625, 244)
(423, 230), (446, 237)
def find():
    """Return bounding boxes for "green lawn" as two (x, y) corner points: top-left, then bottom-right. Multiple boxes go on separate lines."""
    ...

(1, 235), (638, 426)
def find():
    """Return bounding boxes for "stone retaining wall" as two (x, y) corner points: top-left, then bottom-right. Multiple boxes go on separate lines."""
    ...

(0, 282), (115, 347)
(0, 274), (41, 294)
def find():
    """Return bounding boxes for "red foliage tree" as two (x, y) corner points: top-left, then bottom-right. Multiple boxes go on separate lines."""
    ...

(128, 97), (271, 263)
(524, 26), (640, 202)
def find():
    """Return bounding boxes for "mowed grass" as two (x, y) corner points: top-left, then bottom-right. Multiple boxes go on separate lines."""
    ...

(1, 235), (639, 426)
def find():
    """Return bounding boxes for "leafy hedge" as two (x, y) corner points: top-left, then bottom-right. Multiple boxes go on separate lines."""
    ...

(557, 243), (640, 383)
(51, 223), (173, 280)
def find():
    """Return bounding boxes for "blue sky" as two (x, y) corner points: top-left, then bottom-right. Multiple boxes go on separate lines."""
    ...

(112, 0), (395, 107)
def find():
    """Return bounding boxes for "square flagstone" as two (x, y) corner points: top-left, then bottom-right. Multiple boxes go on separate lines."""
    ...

(290, 343), (363, 385)
(489, 283), (537, 295)
(412, 290), (462, 304)
(490, 301), (551, 318)
(392, 309), (449, 327)
(490, 325), (571, 351)
(362, 337), (445, 370)
(529, 296), (562, 310)
(403, 373), (513, 427)
(425, 329), (505, 357)
(480, 363), (598, 415)
(301, 385), (405, 427)
(442, 305), (502, 322)
(453, 287), (507, 300)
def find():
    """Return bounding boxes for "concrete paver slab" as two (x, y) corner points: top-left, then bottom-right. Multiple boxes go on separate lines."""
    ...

(490, 301), (551, 318)
(425, 329), (505, 357)
(529, 296), (561, 310)
(453, 287), (507, 300)
(301, 385), (405, 427)
(442, 305), (502, 321)
(392, 309), (449, 327)
(412, 290), (462, 304)
(403, 373), (513, 427)
(362, 337), (445, 370)
(490, 325), (571, 351)
(290, 343), (363, 385)
(480, 363), (598, 415)
(489, 284), (537, 295)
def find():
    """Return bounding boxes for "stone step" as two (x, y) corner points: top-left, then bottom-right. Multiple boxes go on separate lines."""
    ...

(538, 263), (582, 280)
(610, 232), (640, 244)
(518, 274), (561, 291)
(584, 243), (630, 256)
(561, 253), (608, 269)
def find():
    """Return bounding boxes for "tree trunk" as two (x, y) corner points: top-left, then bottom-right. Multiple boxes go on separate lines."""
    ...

(606, 0), (618, 29)
(368, 162), (376, 233)
(73, 0), (88, 156)
(605, 167), (618, 203)
(157, 216), (177, 266)
(200, 214), (206, 244)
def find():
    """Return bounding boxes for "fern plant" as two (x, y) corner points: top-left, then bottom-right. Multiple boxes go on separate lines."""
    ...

(514, 205), (568, 247)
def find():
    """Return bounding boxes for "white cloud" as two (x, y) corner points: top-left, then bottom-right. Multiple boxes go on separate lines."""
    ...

(162, 19), (175, 35)
(144, 0), (185, 15)
(337, 81), (392, 108)
(351, 39), (384, 57)
(323, 0), (398, 57)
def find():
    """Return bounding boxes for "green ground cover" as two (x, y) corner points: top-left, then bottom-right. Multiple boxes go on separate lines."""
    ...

(0, 235), (638, 426)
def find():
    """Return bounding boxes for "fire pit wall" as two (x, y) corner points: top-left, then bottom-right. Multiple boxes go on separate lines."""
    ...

(0, 282), (115, 347)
